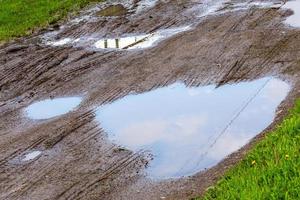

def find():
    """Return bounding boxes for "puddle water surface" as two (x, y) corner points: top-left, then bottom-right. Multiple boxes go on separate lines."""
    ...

(136, 0), (158, 13)
(94, 33), (164, 50)
(94, 34), (158, 49)
(45, 27), (190, 50)
(221, 1), (280, 12)
(195, 0), (279, 18)
(26, 97), (82, 120)
(22, 151), (42, 161)
(96, 77), (290, 179)
(283, 0), (300, 27)
(97, 4), (128, 17)
(94, 27), (190, 50)
(47, 38), (73, 46)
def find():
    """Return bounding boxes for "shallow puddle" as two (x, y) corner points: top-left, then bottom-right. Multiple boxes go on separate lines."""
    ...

(94, 27), (190, 50)
(136, 0), (158, 13)
(196, 0), (282, 19)
(46, 38), (73, 46)
(94, 33), (161, 49)
(97, 4), (128, 17)
(45, 26), (190, 50)
(25, 97), (82, 120)
(22, 151), (42, 162)
(283, 0), (300, 27)
(96, 77), (289, 179)
(221, 1), (279, 12)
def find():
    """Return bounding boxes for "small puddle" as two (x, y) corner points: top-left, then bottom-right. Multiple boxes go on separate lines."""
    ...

(196, 0), (281, 18)
(22, 151), (42, 162)
(283, 0), (300, 27)
(45, 27), (190, 50)
(94, 33), (161, 50)
(136, 0), (158, 13)
(25, 97), (82, 120)
(47, 38), (73, 46)
(97, 4), (128, 17)
(96, 77), (290, 179)
(221, 1), (279, 12)
(94, 27), (190, 50)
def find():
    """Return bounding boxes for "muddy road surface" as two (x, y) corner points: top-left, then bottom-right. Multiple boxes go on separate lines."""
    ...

(1, 0), (300, 199)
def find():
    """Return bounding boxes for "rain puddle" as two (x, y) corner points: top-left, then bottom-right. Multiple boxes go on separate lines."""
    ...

(45, 26), (191, 50)
(47, 38), (73, 47)
(283, 0), (300, 27)
(136, 0), (158, 13)
(22, 151), (42, 162)
(96, 77), (290, 179)
(25, 97), (82, 120)
(194, 0), (280, 18)
(97, 4), (128, 17)
(220, 1), (280, 12)
(94, 34), (160, 49)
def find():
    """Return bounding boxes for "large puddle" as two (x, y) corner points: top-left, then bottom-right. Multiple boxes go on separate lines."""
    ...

(25, 97), (82, 120)
(283, 0), (300, 27)
(96, 77), (290, 179)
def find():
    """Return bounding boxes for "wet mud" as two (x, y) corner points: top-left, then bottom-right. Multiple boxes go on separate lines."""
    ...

(1, 0), (300, 199)
(97, 4), (129, 17)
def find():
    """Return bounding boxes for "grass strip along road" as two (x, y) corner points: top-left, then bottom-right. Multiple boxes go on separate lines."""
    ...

(0, 0), (102, 42)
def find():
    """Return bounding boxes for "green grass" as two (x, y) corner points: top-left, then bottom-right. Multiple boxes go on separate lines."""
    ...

(0, 0), (102, 42)
(196, 99), (300, 200)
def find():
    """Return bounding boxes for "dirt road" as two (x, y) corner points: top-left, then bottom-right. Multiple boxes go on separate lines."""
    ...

(1, 0), (300, 199)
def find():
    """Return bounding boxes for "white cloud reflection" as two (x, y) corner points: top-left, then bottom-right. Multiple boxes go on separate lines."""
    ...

(283, 0), (300, 28)
(96, 77), (289, 179)
(25, 97), (82, 120)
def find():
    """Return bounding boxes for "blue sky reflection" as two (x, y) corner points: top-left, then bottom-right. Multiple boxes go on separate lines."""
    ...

(96, 78), (290, 179)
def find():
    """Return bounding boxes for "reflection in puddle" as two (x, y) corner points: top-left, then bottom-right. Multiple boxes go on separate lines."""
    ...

(94, 27), (190, 50)
(96, 78), (290, 179)
(45, 26), (190, 50)
(94, 33), (161, 49)
(22, 151), (42, 161)
(47, 38), (73, 46)
(283, 0), (300, 27)
(25, 97), (82, 120)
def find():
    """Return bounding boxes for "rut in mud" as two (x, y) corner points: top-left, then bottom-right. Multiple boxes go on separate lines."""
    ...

(1, 0), (300, 199)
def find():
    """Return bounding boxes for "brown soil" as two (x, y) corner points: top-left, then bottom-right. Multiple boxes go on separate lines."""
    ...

(0, 0), (300, 199)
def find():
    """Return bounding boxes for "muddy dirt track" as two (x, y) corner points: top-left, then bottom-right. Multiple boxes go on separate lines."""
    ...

(0, 0), (300, 199)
